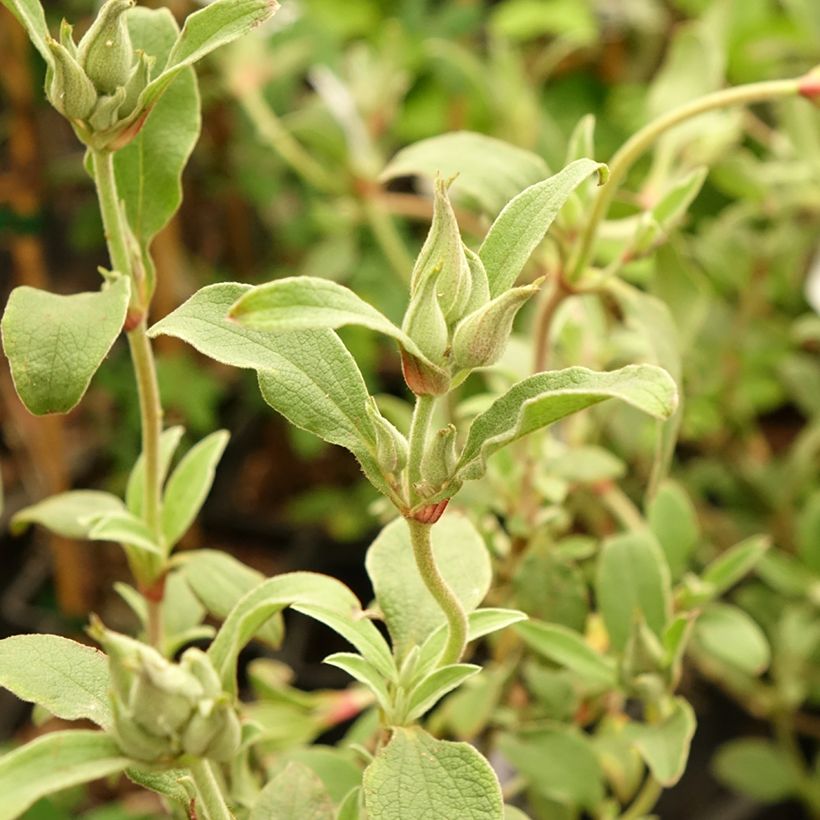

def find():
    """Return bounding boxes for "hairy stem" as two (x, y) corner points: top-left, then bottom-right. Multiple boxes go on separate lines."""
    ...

(406, 393), (435, 505)
(407, 518), (468, 665)
(189, 759), (234, 820)
(568, 77), (802, 283)
(532, 273), (570, 373)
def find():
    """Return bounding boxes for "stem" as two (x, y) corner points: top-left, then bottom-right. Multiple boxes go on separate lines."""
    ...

(406, 394), (435, 504)
(568, 77), (802, 283)
(362, 195), (413, 283)
(532, 273), (570, 373)
(407, 518), (468, 665)
(189, 759), (234, 820)
(92, 151), (131, 277)
(620, 775), (663, 820)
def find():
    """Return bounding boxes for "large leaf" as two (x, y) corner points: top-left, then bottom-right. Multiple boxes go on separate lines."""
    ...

(1, 277), (130, 415)
(115, 8), (200, 263)
(11, 491), (125, 539)
(647, 480), (699, 579)
(0, 731), (129, 820)
(693, 604), (770, 675)
(229, 276), (438, 371)
(380, 131), (549, 215)
(595, 531), (671, 652)
(250, 761), (335, 820)
(626, 698), (696, 786)
(365, 513), (492, 659)
(0, 635), (111, 729)
(363, 727), (503, 820)
(479, 159), (605, 297)
(0, 0), (52, 65)
(161, 430), (229, 549)
(148, 284), (377, 458)
(456, 365), (677, 482)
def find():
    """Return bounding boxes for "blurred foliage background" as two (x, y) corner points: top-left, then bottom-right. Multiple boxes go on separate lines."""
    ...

(1, 0), (819, 817)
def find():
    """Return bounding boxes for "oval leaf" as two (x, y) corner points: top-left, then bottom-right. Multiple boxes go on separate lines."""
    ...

(693, 603), (770, 675)
(11, 491), (125, 539)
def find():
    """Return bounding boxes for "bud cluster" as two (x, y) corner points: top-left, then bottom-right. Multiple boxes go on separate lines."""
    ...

(45, 0), (153, 150)
(91, 620), (241, 764)
(401, 178), (540, 395)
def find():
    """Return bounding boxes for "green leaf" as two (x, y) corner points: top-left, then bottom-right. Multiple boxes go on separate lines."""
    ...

(626, 698), (696, 786)
(11, 491), (125, 539)
(652, 166), (708, 227)
(380, 131), (549, 215)
(148, 284), (381, 480)
(595, 531), (672, 652)
(229, 277), (438, 372)
(126, 767), (190, 808)
(0, 635), (111, 729)
(126, 425), (185, 517)
(87, 510), (162, 556)
(700, 535), (771, 598)
(140, 0), (279, 108)
(363, 727), (503, 820)
(324, 653), (391, 712)
(0, 0), (53, 66)
(208, 572), (363, 694)
(337, 787), (363, 820)
(713, 739), (799, 802)
(1, 277), (130, 415)
(115, 8), (200, 267)
(797, 490), (820, 574)
(457, 365), (678, 482)
(0, 731), (129, 820)
(647, 480), (699, 579)
(515, 621), (617, 687)
(365, 513), (492, 659)
(177, 549), (282, 646)
(498, 727), (605, 809)
(161, 430), (229, 549)
(405, 664), (481, 723)
(693, 604), (770, 675)
(479, 159), (606, 297)
(250, 761), (335, 820)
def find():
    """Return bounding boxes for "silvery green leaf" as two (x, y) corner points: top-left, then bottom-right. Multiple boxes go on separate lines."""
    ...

(87, 510), (163, 556)
(324, 653), (391, 712)
(11, 490), (125, 539)
(1, 277), (130, 415)
(693, 603), (770, 675)
(126, 425), (185, 517)
(647, 479), (699, 580)
(250, 761), (335, 820)
(405, 664), (481, 723)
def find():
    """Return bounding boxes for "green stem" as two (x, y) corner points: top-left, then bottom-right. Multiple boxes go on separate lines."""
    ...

(92, 150), (132, 277)
(619, 775), (663, 820)
(568, 76), (802, 283)
(189, 759), (234, 820)
(406, 394), (435, 505)
(407, 518), (468, 666)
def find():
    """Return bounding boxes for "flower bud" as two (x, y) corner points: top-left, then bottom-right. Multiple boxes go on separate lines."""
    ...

(121, 49), (153, 118)
(110, 697), (169, 763)
(46, 37), (98, 120)
(78, 0), (135, 94)
(419, 425), (458, 490)
(410, 177), (471, 323)
(365, 398), (409, 474)
(88, 87), (126, 131)
(181, 697), (242, 761)
(461, 247), (490, 316)
(400, 350), (451, 396)
(452, 280), (541, 369)
(402, 268), (449, 366)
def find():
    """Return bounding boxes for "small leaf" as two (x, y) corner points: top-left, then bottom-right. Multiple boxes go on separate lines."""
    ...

(1, 277), (130, 415)
(626, 697), (696, 786)
(0, 635), (111, 729)
(515, 621), (617, 687)
(365, 513), (492, 659)
(380, 131), (549, 215)
(363, 727), (503, 820)
(647, 480), (699, 579)
(700, 535), (770, 598)
(457, 365), (678, 482)
(0, 731), (129, 820)
(324, 653), (391, 712)
(11, 491), (125, 539)
(693, 604), (770, 675)
(713, 739), (799, 802)
(126, 768), (190, 808)
(479, 159), (606, 297)
(87, 511), (162, 556)
(1, 0), (53, 66)
(652, 166), (708, 227)
(405, 664), (480, 723)
(250, 761), (335, 820)
(126, 425), (185, 517)
(595, 531), (672, 652)
(161, 430), (229, 549)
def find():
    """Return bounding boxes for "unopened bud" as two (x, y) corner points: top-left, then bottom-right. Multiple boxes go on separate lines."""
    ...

(452, 280), (541, 369)
(402, 269), (449, 366)
(181, 698), (242, 761)
(365, 398), (409, 474)
(78, 0), (135, 94)
(46, 38), (97, 120)
(401, 350), (450, 396)
(121, 49), (153, 118)
(88, 87), (126, 131)
(419, 425), (458, 490)
(110, 697), (169, 763)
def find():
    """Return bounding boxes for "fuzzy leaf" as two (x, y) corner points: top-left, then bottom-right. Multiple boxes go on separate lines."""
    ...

(0, 731), (129, 820)
(11, 491), (125, 539)
(126, 426), (185, 517)
(479, 159), (605, 296)
(1, 277), (130, 415)
(1, 0), (52, 66)
(324, 653), (391, 712)
(381, 131), (549, 215)
(457, 365), (677, 482)
(87, 511), (162, 556)
(405, 664), (481, 723)
(626, 698), (696, 786)
(365, 513), (492, 659)
(0, 636), (111, 729)
(363, 727), (503, 820)
(161, 430), (229, 549)
(250, 761), (335, 820)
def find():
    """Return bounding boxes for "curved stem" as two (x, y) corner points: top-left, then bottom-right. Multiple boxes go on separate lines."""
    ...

(407, 518), (468, 665)
(620, 774), (662, 820)
(568, 77), (802, 283)
(189, 759), (234, 820)
(532, 273), (570, 373)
